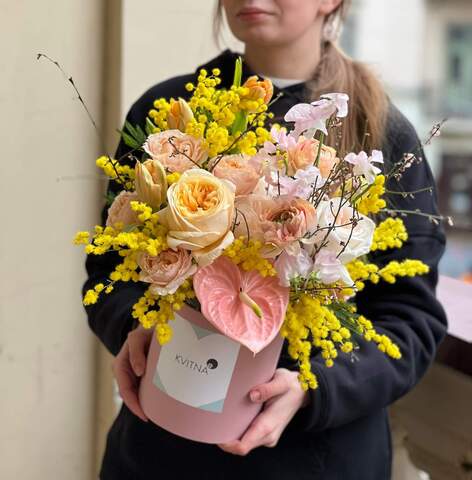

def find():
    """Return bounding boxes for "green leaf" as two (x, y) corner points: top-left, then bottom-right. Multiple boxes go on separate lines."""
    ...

(104, 190), (117, 207)
(233, 56), (243, 88)
(135, 124), (147, 145)
(121, 131), (140, 149)
(145, 117), (156, 136)
(230, 111), (248, 136)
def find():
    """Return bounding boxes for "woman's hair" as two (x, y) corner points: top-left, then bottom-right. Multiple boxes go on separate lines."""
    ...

(213, 0), (388, 154)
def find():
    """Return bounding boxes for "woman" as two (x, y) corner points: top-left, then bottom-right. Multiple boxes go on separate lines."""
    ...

(84, 1), (447, 478)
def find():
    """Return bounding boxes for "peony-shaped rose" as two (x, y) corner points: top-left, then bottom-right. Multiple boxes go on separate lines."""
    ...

(235, 195), (317, 255)
(135, 159), (167, 209)
(143, 130), (208, 173)
(138, 248), (197, 296)
(158, 169), (235, 266)
(106, 191), (139, 228)
(312, 197), (375, 263)
(212, 154), (261, 195)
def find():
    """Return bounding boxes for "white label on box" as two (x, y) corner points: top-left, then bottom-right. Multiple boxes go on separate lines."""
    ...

(153, 312), (241, 413)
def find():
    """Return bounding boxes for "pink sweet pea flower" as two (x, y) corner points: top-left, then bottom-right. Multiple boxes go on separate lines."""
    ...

(274, 249), (313, 287)
(284, 93), (350, 137)
(264, 126), (298, 153)
(345, 150), (384, 184)
(276, 166), (324, 199)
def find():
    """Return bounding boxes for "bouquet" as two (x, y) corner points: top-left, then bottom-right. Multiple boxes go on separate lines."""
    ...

(75, 59), (432, 441)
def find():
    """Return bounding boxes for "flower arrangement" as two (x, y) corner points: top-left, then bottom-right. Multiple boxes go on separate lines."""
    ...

(75, 59), (433, 391)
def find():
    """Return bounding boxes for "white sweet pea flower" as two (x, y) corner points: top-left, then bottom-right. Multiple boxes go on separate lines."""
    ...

(345, 150), (384, 184)
(312, 197), (375, 263)
(313, 250), (353, 286)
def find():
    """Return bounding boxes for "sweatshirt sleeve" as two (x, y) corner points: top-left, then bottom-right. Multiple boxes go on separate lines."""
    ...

(82, 102), (148, 356)
(286, 106), (448, 433)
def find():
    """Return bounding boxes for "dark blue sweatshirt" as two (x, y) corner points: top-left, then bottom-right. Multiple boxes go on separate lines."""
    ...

(83, 50), (447, 480)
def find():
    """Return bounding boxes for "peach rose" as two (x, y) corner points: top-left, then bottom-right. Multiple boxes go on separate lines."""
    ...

(287, 137), (316, 175)
(315, 140), (338, 178)
(287, 137), (338, 177)
(158, 169), (235, 266)
(167, 98), (194, 131)
(106, 191), (139, 228)
(135, 159), (167, 209)
(138, 248), (197, 296)
(235, 195), (317, 255)
(212, 154), (261, 195)
(143, 130), (208, 173)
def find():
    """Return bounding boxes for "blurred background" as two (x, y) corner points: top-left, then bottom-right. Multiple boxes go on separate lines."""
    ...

(1, 0), (471, 478)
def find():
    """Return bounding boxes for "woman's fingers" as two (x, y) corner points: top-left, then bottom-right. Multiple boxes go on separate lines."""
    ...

(249, 368), (290, 403)
(218, 404), (279, 455)
(112, 330), (151, 422)
(127, 327), (152, 377)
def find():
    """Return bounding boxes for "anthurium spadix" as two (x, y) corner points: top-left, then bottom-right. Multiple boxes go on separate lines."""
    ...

(193, 256), (289, 354)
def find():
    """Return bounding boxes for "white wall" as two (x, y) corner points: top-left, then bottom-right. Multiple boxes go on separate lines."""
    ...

(121, 0), (242, 118)
(0, 1), (104, 478)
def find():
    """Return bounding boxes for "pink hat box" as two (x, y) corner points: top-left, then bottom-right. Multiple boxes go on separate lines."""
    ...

(138, 303), (284, 444)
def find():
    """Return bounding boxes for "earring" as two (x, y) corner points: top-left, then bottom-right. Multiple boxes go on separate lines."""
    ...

(322, 18), (340, 42)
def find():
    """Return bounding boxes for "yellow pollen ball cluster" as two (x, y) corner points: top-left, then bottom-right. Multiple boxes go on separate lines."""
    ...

(96, 156), (135, 190)
(357, 175), (386, 215)
(346, 260), (380, 291)
(378, 259), (430, 284)
(224, 237), (276, 277)
(149, 68), (271, 158)
(132, 281), (196, 344)
(371, 218), (408, 251)
(357, 316), (402, 359)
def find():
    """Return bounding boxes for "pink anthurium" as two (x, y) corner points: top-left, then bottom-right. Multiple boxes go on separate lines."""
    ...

(193, 256), (289, 354)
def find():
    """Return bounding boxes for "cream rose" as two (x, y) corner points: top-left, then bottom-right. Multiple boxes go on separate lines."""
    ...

(212, 154), (261, 195)
(158, 169), (235, 266)
(312, 197), (375, 263)
(143, 130), (208, 173)
(138, 248), (197, 296)
(106, 191), (139, 228)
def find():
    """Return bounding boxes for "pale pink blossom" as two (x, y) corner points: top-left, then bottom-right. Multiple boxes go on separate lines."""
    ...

(138, 248), (197, 296)
(143, 130), (208, 173)
(263, 126), (298, 154)
(275, 249), (313, 287)
(106, 191), (139, 228)
(313, 250), (353, 286)
(264, 166), (323, 199)
(284, 93), (349, 137)
(212, 154), (261, 195)
(345, 150), (384, 184)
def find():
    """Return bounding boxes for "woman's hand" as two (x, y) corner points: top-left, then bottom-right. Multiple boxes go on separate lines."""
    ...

(112, 325), (153, 422)
(217, 368), (310, 455)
